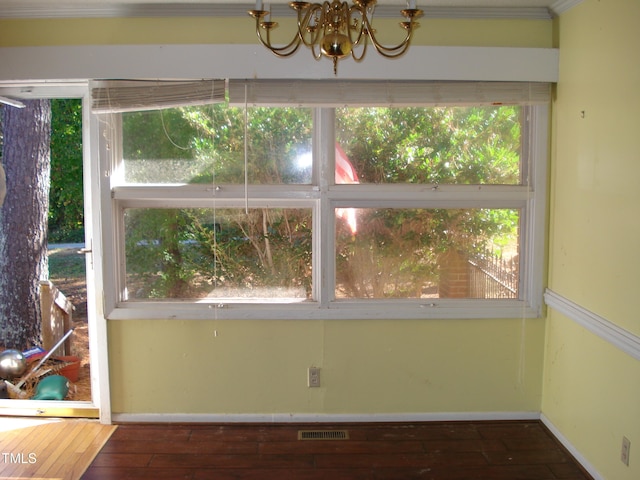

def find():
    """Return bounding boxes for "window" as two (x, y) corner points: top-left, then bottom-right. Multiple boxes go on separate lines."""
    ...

(95, 80), (548, 319)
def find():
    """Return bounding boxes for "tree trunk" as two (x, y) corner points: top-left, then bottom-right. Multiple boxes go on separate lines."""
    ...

(0, 100), (51, 350)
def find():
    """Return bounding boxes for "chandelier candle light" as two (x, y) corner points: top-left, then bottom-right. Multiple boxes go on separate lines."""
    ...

(248, 0), (423, 75)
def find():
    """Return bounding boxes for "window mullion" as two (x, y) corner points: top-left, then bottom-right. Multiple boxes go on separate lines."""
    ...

(315, 108), (335, 306)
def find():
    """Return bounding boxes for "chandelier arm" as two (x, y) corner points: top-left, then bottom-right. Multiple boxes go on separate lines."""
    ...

(309, 44), (324, 61)
(347, 4), (366, 49)
(350, 35), (368, 62)
(371, 40), (411, 58)
(297, 4), (324, 49)
(363, 19), (414, 57)
(263, 40), (303, 57)
(255, 19), (303, 57)
(351, 46), (368, 62)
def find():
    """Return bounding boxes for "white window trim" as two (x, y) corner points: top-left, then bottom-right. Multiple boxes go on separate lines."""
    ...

(98, 87), (548, 321)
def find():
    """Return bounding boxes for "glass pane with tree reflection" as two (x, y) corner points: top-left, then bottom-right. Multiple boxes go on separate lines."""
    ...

(124, 208), (312, 300)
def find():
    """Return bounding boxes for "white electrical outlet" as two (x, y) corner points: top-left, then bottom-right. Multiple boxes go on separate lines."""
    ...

(308, 367), (320, 387)
(621, 436), (631, 466)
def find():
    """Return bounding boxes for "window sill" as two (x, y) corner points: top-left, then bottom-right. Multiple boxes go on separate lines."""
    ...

(106, 299), (541, 321)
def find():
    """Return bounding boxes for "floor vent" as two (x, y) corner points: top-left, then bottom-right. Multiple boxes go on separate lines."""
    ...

(298, 430), (349, 441)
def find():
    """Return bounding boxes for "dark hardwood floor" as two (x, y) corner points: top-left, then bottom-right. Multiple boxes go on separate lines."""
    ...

(82, 420), (593, 479)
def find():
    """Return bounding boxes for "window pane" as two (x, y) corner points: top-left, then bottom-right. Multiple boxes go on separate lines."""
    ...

(121, 105), (312, 184)
(335, 106), (522, 185)
(124, 207), (312, 300)
(335, 208), (520, 299)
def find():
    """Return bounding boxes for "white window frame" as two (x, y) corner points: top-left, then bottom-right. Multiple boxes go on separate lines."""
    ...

(97, 81), (548, 321)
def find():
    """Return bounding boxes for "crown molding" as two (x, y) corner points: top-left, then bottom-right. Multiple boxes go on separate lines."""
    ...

(0, 3), (553, 20)
(549, 0), (584, 15)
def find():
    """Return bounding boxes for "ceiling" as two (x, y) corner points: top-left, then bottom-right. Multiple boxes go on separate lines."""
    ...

(0, 0), (582, 19)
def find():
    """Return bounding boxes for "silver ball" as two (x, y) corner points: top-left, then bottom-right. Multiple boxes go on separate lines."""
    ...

(0, 349), (28, 379)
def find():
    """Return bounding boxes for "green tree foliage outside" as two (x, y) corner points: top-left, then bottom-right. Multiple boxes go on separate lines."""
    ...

(118, 103), (521, 300)
(49, 99), (84, 243)
(1, 99), (522, 303)
(122, 105), (315, 299)
(334, 106), (520, 298)
(336, 106), (520, 185)
(122, 105), (312, 184)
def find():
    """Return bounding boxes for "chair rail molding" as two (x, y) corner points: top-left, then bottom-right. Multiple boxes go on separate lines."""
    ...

(544, 288), (640, 362)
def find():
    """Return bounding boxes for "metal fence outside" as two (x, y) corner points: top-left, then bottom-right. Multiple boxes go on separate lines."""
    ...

(468, 251), (519, 299)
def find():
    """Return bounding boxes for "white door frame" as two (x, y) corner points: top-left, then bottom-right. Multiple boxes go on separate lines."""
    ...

(0, 82), (111, 423)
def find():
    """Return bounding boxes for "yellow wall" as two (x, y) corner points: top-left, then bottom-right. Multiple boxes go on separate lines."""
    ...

(0, 17), (553, 48)
(544, 0), (640, 478)
(0, 11), (553, 418)
(1, 12), (553, 417)
(109, 318), (545, 415)
(5, 0), (640, 474)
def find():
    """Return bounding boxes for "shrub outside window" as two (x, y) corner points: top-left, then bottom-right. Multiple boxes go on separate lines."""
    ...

(95, 80), (548, 320)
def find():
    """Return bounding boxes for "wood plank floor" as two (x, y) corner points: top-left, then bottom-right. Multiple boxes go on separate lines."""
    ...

(0, 417), (116, 480)
(82, 421), (593, 480)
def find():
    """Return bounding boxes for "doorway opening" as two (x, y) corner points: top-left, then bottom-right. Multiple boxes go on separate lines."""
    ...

(46, 98), (91, 402)
(0, 90), (102, 418)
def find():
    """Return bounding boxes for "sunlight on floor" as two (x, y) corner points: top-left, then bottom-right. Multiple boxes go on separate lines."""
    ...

(0, 417), (116, 480)
(0, 416), (62, 434)
(0, 477), (63, 479)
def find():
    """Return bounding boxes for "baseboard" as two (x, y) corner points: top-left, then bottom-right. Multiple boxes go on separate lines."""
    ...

(540, 413), (604, 480)
(111, 411), (541, 424)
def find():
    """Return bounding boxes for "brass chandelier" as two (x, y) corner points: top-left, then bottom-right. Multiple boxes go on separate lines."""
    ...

(248, 0), (423, 75)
